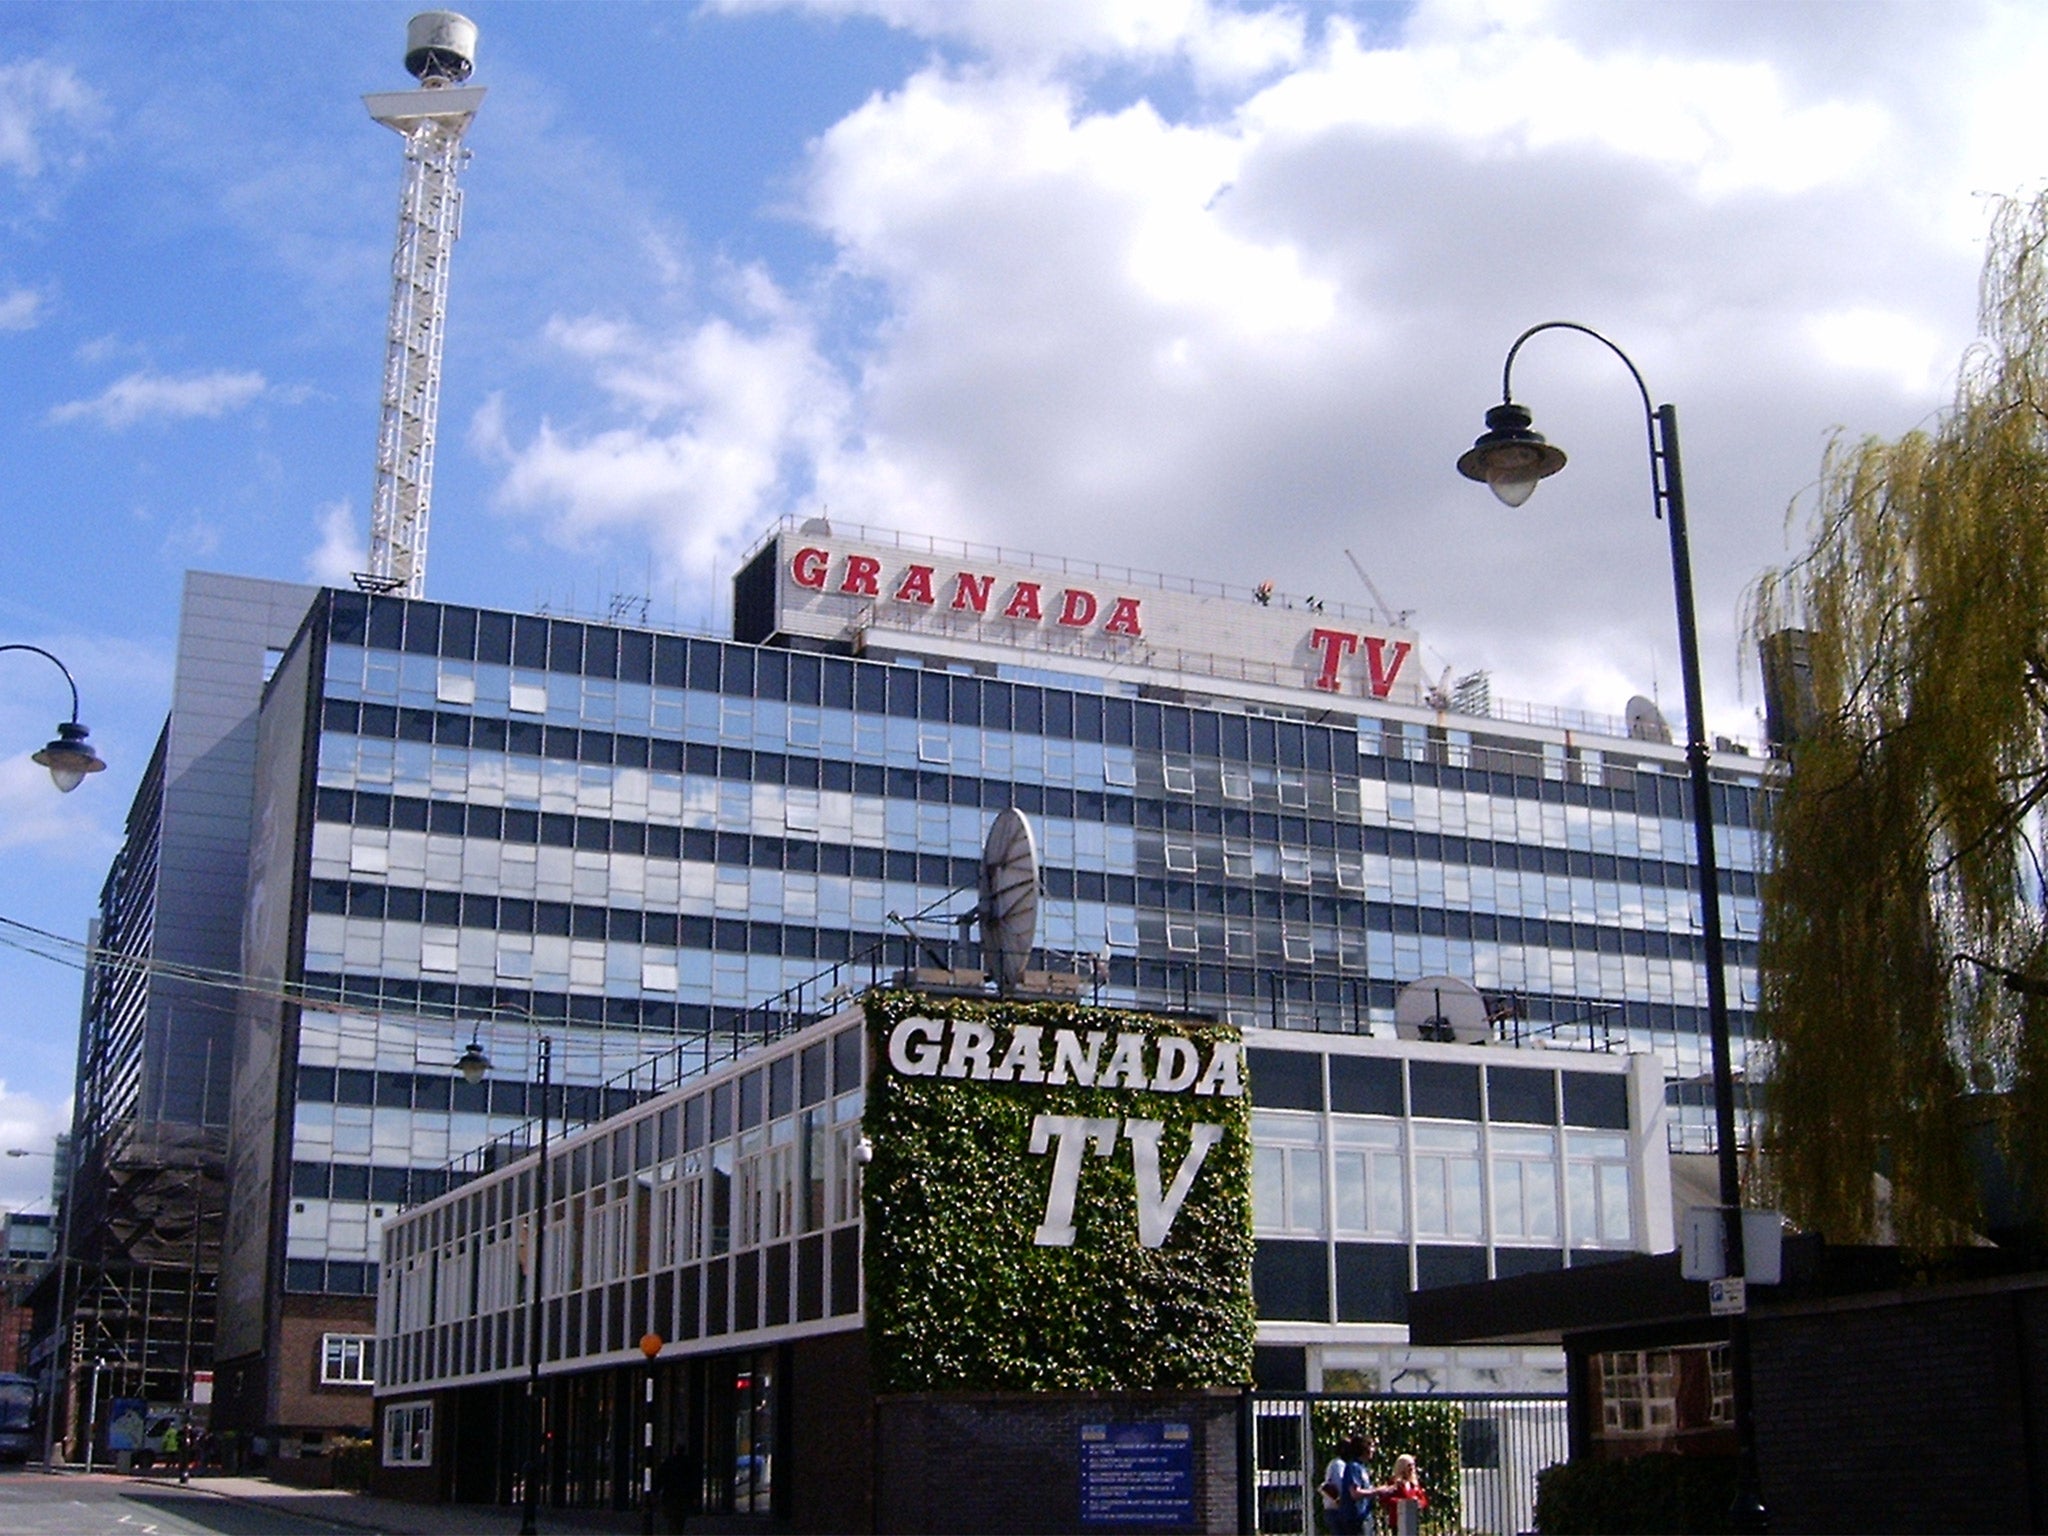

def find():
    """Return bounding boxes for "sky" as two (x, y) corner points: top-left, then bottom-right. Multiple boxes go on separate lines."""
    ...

(0, 0), (2037, 1208)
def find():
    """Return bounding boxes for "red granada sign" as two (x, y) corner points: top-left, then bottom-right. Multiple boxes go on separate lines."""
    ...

(790, 546), (1143, 638)
(1308, 626), (1412, 698)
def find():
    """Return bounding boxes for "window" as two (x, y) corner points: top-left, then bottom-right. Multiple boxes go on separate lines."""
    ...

(1166, 922), (1199, 954)
(321, 1333), (374, 1386)
(1251, 1112), (1324, 1234)
(1566, 1131), (1633, 1246)
(1225, 923), (1255, 959)
(1706, 1345), (1734, 1424)
(383, 1400), (433, 1466)
(1599, 1351), (1676, 1435)
(1162, 761), (1196, 795)
(509, 682), (547, 715)
(1335, 856), (1365, 892)
(1221, 769), (1252, 802)
(1282, 927), (1314, 964)
(1331, 1120), (1405, 1238)
(1277, 773), (1308, 808)
(1413, 1124), (1484, 1240)
(1280, 847), (1312, 885)
(1165, 842), (1197, 874)
(1490, 1128), (1559, 1241)
(1223, 840), (1253, 879)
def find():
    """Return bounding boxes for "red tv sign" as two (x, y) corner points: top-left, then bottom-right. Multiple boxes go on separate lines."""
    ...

(1307, 627), (1412, 698)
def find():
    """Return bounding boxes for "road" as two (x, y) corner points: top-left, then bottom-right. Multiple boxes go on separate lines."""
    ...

(0, 1471), (360, 1536)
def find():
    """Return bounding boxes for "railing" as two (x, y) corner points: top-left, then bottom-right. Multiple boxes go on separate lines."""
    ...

(1250, 1391), (1570, 1536)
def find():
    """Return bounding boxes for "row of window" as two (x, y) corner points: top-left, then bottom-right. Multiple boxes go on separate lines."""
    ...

(289, 964), (1744, 1083)
(316, 690), (1763, 844)
(312, 777), (1759, 900)
(1252, 1238), (1623, 1324)
(306, 874), (1759, 976)
(379, 1230), (862, 1393)
(1246, 1050), (1630, 1125)
(1253, 1119), (1635, 1247)
(324, 596), (1767, 828)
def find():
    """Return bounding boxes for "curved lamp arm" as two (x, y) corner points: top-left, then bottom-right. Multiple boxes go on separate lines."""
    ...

(0, 643), (107, 791)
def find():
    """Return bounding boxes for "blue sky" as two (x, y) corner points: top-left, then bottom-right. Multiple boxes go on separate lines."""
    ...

(1, 0), (2039, 1204)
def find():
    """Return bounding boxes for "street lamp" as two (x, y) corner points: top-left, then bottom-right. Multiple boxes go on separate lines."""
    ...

(464, 1035), (554, 1533)
(0, 645), (107, 792)
(1458, 321), (1766, 1532)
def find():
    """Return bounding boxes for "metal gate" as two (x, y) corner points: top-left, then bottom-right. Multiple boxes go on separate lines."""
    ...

(1246, 1392), (1569, 1536)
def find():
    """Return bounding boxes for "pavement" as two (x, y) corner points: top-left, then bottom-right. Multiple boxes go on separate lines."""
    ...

(42, 1465), (651, 1536)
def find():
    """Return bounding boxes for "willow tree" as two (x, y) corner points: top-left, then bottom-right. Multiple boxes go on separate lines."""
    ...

(1753, 191), (2048, 1247)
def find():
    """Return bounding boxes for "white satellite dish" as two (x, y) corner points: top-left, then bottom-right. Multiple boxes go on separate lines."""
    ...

(980, 808), (1040, 995)
(1394, 976), (1491, 1045)
(1626, 695), (1673, 744)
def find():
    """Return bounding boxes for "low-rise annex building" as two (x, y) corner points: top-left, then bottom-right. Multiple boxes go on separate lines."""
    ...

(373, 988), (1669, 1531)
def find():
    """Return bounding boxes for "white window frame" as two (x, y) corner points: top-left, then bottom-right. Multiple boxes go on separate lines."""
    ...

(383, 1400), (434, 1467)
(1599, 1350), (1677, 1436)
(1162, 761), (1197, 795)
(320, 1332), (375, 1386)
(1165, 842), (1198, 874)
(1166, 922), (1199, 954)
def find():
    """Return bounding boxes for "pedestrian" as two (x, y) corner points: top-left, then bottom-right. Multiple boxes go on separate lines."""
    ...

(1320, 1432), (1375, 1535)
(1318, 1434), (1352, 1534)
(1374, 1454), (1428, 1536)
(161, 1419), (181, 1480)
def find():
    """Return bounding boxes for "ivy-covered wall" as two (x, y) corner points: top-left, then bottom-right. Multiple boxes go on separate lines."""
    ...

(863, 991), (1255, 1393)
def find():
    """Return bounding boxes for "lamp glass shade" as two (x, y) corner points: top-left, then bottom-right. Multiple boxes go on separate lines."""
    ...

(456, 1040), (491, 1084)
(33, 721), (105, 793)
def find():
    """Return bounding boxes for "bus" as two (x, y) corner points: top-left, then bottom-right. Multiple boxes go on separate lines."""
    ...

(0, 1375), (36, 1463)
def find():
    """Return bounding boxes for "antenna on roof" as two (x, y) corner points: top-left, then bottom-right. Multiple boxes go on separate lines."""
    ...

(1343, 549), (1414, 626)
(355, 12), (485, 598)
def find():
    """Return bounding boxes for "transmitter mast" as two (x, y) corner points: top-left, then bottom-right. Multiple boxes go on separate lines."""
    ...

(355, 11), (484, 597)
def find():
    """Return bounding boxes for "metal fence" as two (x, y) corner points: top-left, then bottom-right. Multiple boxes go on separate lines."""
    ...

(1248, 1392), (1569, 1536)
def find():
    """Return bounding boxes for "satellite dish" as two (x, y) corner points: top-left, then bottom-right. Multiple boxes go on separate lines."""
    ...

(1626, 695), (1673, 744)
(980, 808), (1040, 995)
(1394, 976), (1491, 1045)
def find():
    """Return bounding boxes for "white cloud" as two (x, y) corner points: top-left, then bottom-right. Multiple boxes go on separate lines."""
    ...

(718, 0), (1306, 82)
(49, 368), (269, 429)
(475, 285), (853, 587)
(0, 286), (43, 331)
(0, 1081), (72, 1208)
(483, 0), (2034, 739)
(0, 58), (101, 181)
(0, 753), (104, 853)
(305, 500), (361, 587)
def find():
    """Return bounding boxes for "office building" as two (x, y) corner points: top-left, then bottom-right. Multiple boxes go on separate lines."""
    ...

(43, 574), (314, 1449)
(93, 518), (1764, 1462)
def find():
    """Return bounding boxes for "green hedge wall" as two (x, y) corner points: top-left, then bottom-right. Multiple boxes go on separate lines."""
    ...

(1311, 1400), (1464, 1536)
(1533, 1454), (1738, 1534)
(863, 992), (1255, 1392)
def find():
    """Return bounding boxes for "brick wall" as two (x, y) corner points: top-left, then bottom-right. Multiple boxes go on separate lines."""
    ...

(874, 1390), (1244, 1535)
(1753, 1280), (2048, 1533)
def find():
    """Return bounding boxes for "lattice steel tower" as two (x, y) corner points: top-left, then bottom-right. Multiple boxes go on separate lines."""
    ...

(355, 12), (485, 597)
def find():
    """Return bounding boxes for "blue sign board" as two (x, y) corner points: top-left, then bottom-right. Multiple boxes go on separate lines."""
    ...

(1079, 1420), (1194, 1527)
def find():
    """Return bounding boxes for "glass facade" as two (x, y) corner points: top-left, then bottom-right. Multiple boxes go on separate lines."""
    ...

(259, 570), (1764, 1305)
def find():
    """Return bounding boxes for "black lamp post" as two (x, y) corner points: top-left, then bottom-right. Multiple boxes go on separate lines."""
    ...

(1458, 321), (1766, 1532)
(451, 1030), (556, 1532)
(0, 645), (107, 791)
